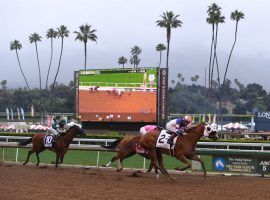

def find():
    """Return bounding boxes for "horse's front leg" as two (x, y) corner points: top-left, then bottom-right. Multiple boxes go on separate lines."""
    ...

(189, 154), (207, 179)
(175, 154), (191, 171)
(59, 152), (66, 164)
(55, 153), (60, 168)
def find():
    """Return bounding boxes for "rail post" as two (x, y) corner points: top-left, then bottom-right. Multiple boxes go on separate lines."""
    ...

(2, 147), (4, 162)
(15, 148), (19, 162)
(96, 151), (100, 167)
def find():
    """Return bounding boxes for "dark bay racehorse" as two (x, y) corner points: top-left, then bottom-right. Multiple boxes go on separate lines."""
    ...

(19, 125), (84, 168)
(102, 136), (146, 171)
(102, 126), (163, 172)
(139, 122), (218, 178)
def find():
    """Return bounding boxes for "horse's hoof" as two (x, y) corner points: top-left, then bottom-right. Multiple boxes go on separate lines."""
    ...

(155, 174), (160, 179)
(174, 167), (180, 171)
(36, 163), (39, 166)
(102, 165), (107, 168)
(23, 163), (26, 166)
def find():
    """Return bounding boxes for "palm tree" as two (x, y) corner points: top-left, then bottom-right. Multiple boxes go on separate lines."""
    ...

(51, 25), (69, 102)
(74, 24), (97, 70)
(177, 73), (182, 83)
(29, 33), (42, 89)
(156, 11), (182, 69)
(118, 56), (127, 68)
(130, 46), (142, 68)
(10, 40), (30, 91)
(156, 43), (166, 68)
(171, 79), (175, 88)
(223, 10), (244, 86)
(45, 28), (57, 90)
(29, 33), (42, 110)
(206, 3), (225, 89)
(207, 3), (221, 88)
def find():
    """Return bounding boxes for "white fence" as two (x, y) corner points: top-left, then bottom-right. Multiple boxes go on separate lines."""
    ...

(1, 136), (270, 170)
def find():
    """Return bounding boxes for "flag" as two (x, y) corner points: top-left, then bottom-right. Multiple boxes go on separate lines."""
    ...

(17, 108), (20, 120)
(202, 114), (205, 122)
(6, 108), (9, 120)
(31, 105), (34, 117)
(213, 114), (216, 124)
(21, 108), (25, 120)
(11, 109), (14, 120)
(208, 113), (211, 124)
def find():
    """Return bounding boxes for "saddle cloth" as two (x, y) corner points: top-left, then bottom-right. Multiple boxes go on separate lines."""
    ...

(44, 134), (54, 147)
(156, 130), (177, 150)
(135, 143), (145, 154)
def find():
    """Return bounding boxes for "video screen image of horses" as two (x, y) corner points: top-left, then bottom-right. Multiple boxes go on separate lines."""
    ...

(78, 68), (157, 123)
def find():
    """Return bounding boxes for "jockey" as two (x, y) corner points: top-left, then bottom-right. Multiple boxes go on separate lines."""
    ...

(49, 117), (66, 148)
(140, 125), (158, 135)
(166, 115), (192, 145)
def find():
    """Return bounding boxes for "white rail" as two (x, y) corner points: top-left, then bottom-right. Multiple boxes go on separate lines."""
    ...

(1, 136), (270, 151)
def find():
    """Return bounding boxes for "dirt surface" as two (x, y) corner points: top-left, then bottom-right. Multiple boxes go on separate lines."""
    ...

(1, 164), (270, 200)
(79, 90), (156, 122)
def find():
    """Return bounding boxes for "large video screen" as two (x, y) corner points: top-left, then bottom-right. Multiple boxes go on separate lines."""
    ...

(78, 68), (158, 122)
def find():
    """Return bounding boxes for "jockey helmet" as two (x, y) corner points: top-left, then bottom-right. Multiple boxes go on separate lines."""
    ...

(184, 115), (192, 123)
(59, 119), (67, 126)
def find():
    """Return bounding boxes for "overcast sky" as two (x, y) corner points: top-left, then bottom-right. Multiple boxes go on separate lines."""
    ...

(1, 0), (270, 91)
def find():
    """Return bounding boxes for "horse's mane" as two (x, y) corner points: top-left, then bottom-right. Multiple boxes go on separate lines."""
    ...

(185, 122), (204, 133)
(59, 125), (77, 138)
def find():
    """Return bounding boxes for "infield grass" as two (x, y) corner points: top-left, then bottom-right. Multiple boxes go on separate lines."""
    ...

(1, 147), (212, 171)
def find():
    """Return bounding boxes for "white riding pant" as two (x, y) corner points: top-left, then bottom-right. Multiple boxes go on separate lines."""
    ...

(166, 119), (178, 133)
(49, 127), (59, 136)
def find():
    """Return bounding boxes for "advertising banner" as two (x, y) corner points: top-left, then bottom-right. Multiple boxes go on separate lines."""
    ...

(255, 111), (270, 131)
(213, 155), (270, 174)
(158, 68), (168, 126)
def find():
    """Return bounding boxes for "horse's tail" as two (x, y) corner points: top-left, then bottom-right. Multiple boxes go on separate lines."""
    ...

(101, 138), (123, 149)
(19, 137), (32, 146)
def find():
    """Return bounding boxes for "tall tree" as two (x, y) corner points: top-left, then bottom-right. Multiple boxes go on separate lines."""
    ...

(130, 46), (142, 68)
(1, 80), (7, 90)
(10, 40), (30, 91)
(223, 10), (245, 86)
(207, 3), (221, 88)
(51, 25), (69, 103)
(156, 11), (182, 69)
(155, 43), (166, 68)
(29, 33), (42, 90)
(207, 4), (225, 89)
(74, 24), (97, 70)
(118, 56), (127, 68)
(29, 33), (42, 109)
(45, 28), (57, 90)
(177, 73), (182, 83)
(171, 79), (175, 88)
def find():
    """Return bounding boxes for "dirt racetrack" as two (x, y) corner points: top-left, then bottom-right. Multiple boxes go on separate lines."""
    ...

(1, 164), (270, 200)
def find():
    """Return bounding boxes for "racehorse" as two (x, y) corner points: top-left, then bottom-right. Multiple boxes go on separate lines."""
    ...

(102, 135), (156, 172)
(89, 86), (99, 92)
(107, 89), (123, 98)
(139, 122), (218, 179)
(102, 127), (162, 172)
(19, 125), (85, 168)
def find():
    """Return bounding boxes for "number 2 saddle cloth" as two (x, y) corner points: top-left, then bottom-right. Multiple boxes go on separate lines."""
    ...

(156, 130), (177, 150)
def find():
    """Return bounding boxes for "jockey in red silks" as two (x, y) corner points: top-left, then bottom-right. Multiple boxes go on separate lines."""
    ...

(166, 115), (192, 145)
(140, 125), (158, 135)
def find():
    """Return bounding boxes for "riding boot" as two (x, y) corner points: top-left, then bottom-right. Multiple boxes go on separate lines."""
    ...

(167, 133), (176, 145)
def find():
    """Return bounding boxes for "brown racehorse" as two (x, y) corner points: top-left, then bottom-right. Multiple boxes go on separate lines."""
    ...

(102, 135), (155, 172)
(19, 125), (84, 168)
(139, 122), (218, 179)
(102, 126), (163, 172)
